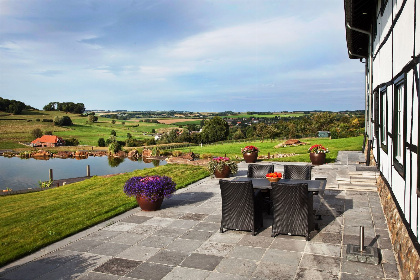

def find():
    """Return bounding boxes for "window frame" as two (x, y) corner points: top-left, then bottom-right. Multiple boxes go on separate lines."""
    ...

(380, 87), (388, 153)
(393, 74), (406, 177)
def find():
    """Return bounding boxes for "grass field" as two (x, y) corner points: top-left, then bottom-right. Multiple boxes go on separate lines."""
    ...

(218, 113), (308, 118)
(0, 164), (210, 266)
(0, 110), (177, 148)
(170, 136), (364, 163)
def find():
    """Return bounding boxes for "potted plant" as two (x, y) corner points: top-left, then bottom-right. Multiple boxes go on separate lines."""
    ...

(266, 172), (282, 183)
(308, 144), (329, 165)
(123, 175), (176, 211)
(207, 157), (238, 178)
(241, 145), (259, 163)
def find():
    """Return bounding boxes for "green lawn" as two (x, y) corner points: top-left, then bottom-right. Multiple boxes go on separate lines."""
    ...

(0, 164), (210, 266)
(172, 136), (364, 163)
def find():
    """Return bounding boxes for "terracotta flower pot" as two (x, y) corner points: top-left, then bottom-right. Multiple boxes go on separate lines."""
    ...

(310, 153), (326, 165)
(243, 152), (258, 163)
(136, 196), (164, 211)
(214, 165), (231, 178)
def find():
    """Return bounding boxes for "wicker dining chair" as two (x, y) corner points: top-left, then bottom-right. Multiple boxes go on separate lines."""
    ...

(219, 180), (264, 236)
(283, 165), (312, 180)
(247, 164), (275, 178)
(270, 182), (314, 240)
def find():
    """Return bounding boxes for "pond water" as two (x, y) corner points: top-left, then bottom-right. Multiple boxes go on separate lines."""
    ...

(0, 156), (166, 191)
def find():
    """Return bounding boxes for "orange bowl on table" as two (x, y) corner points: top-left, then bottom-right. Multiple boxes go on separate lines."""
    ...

(266, 172), (282, 182)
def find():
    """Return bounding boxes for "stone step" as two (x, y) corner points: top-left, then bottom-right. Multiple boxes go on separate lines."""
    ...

(338, 183), (378, 192)
(350, 177), (377, 184)
(348, 172), (379, 177)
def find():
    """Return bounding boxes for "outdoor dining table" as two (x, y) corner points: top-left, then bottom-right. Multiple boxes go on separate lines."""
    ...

(233, 178), (325, 195)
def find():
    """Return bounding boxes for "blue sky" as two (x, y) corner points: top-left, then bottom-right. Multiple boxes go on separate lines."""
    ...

(0, 0), (364, 112)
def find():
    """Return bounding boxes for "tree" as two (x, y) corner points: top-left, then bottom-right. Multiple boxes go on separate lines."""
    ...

(88, 114), (98, 123)
(200, 116), (229, 143)
(110, 130), (116, 136)
(233, 128), (245, 140)
(31, 128), (43, 139)
(98, 138), (106, 147)
(53, 116), (73, 126)
(111, 120), (116, 124)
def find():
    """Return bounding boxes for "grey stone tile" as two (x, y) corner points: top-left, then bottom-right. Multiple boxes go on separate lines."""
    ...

(261, 249), (302, 266)
(309, 232), (342, 244)
(382, 262), (400, 279)
(341, 259), (385, 277)
(299, 253), (341, 276)
(192, 222), (221, 232)
(270, 237), (306, 252)
(378, 237), (393, 250)
(343, 234), (378, 247)
(195, 241), (235, 257)
(165, 238), (204, 253)
(38, 253), (111, 280)
(237, 235), (273, 248)
(129, 225), (162, 235)
(168, 219), (199, 229)
(205, 272), (252, 280)
(380, 249), (397, 264)
(137, 235), (176, 248)
(179, 213), (208, 221)
(0, 259), (60, 280)
(304, 242), (341, 257)
(117, 245), (160, 261)
(142, 217), (177, 227)
(89, 242), (132, 256)
(103, 222), (139, 232)
(180, 230), (213, 241)
(120, 215), (152, 224)
(154, 227), (186, 238)
(180, 253), (223, 271)
(215, 257), (257, 277)
(209, 231), (245, 244)
(190, 206), (217, 214)
(344, 225), (376, 237)
(64, 239), (104, 253)
(126, 262), (173, 280)
(85, 230), (121, 241)
(227, 246), (266, 261)
(203, 214), (222, 223)
(340, 273), (384, 280)
(77, 272), (121, 280)
(147, 249), (189, 266)
(93, 258), (141, 276)
(161, 266), (210, 280)
(295, 267), (339, 280)
(108, 232), (148, 245)
(253, 262), (297, 280)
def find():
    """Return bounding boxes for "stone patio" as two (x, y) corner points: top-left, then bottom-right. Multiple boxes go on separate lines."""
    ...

(0, 151), (401, 279)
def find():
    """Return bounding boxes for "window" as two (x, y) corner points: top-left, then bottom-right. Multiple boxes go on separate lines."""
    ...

(393, 74), (406, 176)
(380, 88), (388, 152)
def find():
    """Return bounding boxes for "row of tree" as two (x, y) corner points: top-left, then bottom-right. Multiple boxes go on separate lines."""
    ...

(0, 97), (33, 115)
(156, 112), (364, 145)
(43, 102), (85, 114)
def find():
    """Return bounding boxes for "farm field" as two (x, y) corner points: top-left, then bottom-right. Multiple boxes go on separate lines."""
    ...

(0, 110), (177, 149)
(219, 112), (308, 118)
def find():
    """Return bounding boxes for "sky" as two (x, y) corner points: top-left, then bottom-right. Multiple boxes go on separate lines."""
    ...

(0, 0), (365, 112)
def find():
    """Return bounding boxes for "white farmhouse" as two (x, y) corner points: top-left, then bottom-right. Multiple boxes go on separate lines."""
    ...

(344, 0), (419, 277)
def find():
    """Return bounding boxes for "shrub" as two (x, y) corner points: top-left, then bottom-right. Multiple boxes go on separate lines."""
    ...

(172, 150), (183, 157)
(31, 128), (43, 139)
(64, 138), (79, 146)
(110, 130), (116, 136)
(98, 138), (106, 147)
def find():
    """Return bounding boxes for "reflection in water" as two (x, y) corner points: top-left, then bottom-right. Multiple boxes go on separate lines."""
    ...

(108, 156), (125, 167)
(152, 159), (160, 167)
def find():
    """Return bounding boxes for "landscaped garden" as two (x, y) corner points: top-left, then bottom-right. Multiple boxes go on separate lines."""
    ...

(0, 164), (209, 266)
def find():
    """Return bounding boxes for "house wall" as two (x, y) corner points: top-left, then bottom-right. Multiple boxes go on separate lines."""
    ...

(371, 0), (419, 242)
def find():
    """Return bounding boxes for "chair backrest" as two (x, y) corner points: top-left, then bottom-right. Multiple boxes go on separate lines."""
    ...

(271, 182), (309, 237)
(283, 165), (311, 180)
(247, 164), (274, 178)
(219, 180), (255, 225)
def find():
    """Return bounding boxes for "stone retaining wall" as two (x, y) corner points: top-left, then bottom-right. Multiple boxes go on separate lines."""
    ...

(377, 176), (420, 280)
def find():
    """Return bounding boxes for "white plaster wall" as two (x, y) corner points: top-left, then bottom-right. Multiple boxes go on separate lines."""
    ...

(393, 0), (415, 72)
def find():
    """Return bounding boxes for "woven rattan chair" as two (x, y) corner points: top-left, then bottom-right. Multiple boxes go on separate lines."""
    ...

(247, 164), (274, 178)
(219, 180), (264, 236)
(270, 182), (314, 240)
(283, 165), (311, 180)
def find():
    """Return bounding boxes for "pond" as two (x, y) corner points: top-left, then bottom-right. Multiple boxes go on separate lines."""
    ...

(0, 156), (166, 191)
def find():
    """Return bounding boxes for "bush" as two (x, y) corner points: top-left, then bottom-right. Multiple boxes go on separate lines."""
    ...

(64, 138), (79, 146)
(53, 116), (72, 126)
(31, 128), (43, 139)
(110, 130), (116, 136)
(98, 138), (106, 147)
(172, 150), (183, 157)
(200, 153), (213, 159)
(42, 119), (53, 122)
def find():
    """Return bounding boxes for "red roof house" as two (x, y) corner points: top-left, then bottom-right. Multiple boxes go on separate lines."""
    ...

(31, 135), (64, 147)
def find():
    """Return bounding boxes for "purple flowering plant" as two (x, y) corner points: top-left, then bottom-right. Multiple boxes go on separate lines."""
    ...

(123, 175), (176, 202)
